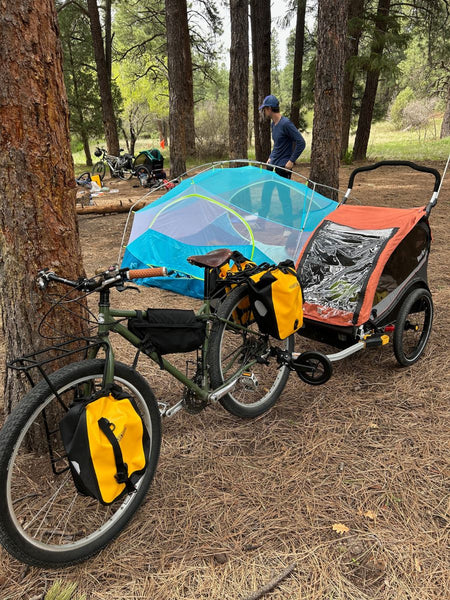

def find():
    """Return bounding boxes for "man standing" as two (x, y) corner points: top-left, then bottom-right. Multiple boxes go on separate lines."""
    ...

(259, 94), (306, 225)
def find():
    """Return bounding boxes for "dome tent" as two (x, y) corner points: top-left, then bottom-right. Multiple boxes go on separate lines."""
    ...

(121, 164), (339, 298)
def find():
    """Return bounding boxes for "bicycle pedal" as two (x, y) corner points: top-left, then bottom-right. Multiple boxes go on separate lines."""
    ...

(239, 372), (258, 390)
(158, 401), (168, 416)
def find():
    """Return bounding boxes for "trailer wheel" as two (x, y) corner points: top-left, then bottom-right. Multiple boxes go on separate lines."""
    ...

(393, 288), (433, 366)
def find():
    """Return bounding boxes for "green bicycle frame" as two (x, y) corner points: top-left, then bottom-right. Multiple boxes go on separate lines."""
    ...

(85, 285), (262, 408)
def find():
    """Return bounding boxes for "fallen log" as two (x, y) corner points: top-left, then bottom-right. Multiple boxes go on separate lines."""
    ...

(76, 198), (154, 215)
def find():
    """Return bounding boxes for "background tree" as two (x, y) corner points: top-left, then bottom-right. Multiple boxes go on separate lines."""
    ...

(59, 3), (104, 165)
(0, 0), (87, 415)
(309, 0), (348, 198)
(441, 78), (450, 138)
(229, 0), (249, 159)
(341, 0), (365, 158)
(289, 0), (307, 129)
(165, 0), (194, 176)
(409, 0), (450, 138)
(352, 0), (391, 160)
(250, 0), (271, 162)
(86, 0), (121, 155)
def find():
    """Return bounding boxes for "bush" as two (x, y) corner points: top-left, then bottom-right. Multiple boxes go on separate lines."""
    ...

(402, 98), (438, 140)
(389, 88), (415, 129)
(195, 101), (229, 160)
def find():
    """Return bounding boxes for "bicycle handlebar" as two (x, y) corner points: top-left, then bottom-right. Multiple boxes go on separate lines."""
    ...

(37, 265), (167, 292)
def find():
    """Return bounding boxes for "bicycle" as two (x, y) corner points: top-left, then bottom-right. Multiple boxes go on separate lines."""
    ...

(92, 147), (134, 181)
(0, 249), (297, 567)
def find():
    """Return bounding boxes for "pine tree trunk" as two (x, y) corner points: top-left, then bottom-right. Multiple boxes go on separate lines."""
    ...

(440, 79), (450, 138)
(166, 0), (195, 177)
(82, 134), (93, 166)
(309, 0), (348, 200)
(0, 0), (87, 416)
(341, 0), (365, 158)
(167, 0), (195, 156)
(250, 0), (271, 162)
(290, 0), (306, 129)
(67, 38), (92, 166)
(86, 0), (120, 156)
(229, 0), (249, 160)
(104, 0), (112, 84)
(352, 0), (391, 161)
(129, 125), (137, 156)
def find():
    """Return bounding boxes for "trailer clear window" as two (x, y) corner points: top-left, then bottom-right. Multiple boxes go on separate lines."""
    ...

(299, 222), (395, 314)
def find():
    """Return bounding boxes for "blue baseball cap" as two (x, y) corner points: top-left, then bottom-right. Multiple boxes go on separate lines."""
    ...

(259, 94), (279, 110)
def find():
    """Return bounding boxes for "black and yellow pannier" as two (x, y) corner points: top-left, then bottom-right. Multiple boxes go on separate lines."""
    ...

(213, 250), (257, 326)
(247, 260), (303, 340)
(59, 383), (149, 505)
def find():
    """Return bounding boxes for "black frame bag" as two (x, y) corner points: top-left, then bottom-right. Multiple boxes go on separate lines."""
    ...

(59, 383), (150, 505)
(128, 308), (206, 355)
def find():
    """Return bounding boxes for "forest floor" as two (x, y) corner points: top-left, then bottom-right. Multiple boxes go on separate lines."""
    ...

(0, 162), (449, 600)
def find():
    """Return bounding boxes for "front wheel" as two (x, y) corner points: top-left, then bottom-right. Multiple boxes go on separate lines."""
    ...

(92, 161), (106, 181)
(0, 359), (161, 567)
(208, 284), (294, 418)
(393, 288), (433, 366)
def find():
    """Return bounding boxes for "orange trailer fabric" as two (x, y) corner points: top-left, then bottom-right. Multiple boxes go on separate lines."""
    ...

(296, 204), (428, 327)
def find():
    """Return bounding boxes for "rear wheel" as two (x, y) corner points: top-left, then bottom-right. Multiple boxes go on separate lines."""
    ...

(135, 165), (152, 187)
(393, 288), (433, 366)
(118, 167), (134, 180)
(76, 172), (91, 185)
(208, 285), (294, 418)
(0, 359), (161, 567)
(92, 161), (106, 181)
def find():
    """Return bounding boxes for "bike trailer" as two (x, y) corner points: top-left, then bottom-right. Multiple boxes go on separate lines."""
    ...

(293, 161), (441, 366)
(134, 148), (165, 173)
(297, 203), (431, 329)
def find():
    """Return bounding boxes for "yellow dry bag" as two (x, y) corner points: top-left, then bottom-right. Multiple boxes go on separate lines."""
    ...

(60, 383), (149, 505)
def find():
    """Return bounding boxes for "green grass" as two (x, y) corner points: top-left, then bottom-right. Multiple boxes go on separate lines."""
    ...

(363, 120), (450, 162)
(45, 580), (86, 600)
(73, 119), (450, 174)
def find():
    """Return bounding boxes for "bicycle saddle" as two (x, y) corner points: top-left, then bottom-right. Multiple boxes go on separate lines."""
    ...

(187, 248), (233, 268)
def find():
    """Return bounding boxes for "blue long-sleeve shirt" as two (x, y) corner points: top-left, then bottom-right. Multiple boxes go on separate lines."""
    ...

(269, 116), (306, 167)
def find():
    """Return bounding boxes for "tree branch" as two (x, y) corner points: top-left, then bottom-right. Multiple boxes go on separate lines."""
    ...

(243, 563), (297, 600)
(57, 0), (89, 16)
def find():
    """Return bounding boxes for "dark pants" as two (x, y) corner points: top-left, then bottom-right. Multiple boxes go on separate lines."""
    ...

(260, 165), (293, 225)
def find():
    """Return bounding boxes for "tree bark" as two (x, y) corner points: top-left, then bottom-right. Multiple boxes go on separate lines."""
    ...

(0, 0), (87, 415)
(440, 79), (450, 138)
(104, 0), (112, 84)
(341, 0), (365, 158)
(165, 0), (195, 177)
(290, 0), (307, 129)
(229, 0), (249, 160)
(352, 0), (391, 161)
(250, 0), (271, 162)
(86, 0), (120, 156)
(309, 0), (348, 200)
